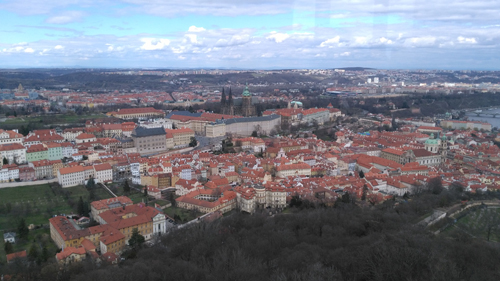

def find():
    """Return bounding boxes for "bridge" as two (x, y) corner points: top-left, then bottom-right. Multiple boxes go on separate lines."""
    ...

(473, 113), (500, 118)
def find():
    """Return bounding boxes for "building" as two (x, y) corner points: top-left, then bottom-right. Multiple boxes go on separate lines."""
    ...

(19, 166), (36, 181)
(132, 126), (167, 155)
(46, 142), (63, 160)
(276, 163), (312, 178)
(165, 127), (195, 149)
(3, 232), (16, 243)
(29, 159), (54, 179)
(58, 166), (86, 188)
(440, 120), (492, 131)
(93, 163), (113, 183)
(24, 129), (64, 145)
(0, 143), (26, 164)
(26, 144), (48, 162)
(90, 196), (133, 221)
(0, 129), (23, 145)
(220, 86), (257, 117)
(205, 122), (226, 138)
(108, 107), (165, 119)
(234, 137), (266, 153)
(98, 203), (168, 240)
(56, 247), (87, 265)
(176, 189), (237, 214)
(6, 250), (27, 264)
(222, 115), (281, 137)
(75, 133), (97, 144)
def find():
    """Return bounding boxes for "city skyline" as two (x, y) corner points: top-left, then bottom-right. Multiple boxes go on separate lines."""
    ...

(0, 0), (499, 69)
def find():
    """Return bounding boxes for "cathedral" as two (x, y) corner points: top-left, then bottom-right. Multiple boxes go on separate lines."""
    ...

(220, 86), (256, 117)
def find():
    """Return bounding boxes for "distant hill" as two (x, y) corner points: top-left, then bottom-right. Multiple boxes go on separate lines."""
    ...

(333, 67), (375, 71)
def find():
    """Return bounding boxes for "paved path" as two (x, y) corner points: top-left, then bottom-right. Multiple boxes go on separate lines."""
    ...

(0, 178), (57, 189)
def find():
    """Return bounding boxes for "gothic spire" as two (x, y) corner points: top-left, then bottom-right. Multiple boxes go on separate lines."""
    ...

(221, 87), (226, 106)
(228, 87), (233, 105)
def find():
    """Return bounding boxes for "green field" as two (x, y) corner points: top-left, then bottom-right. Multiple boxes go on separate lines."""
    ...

(0, 184), (119, 231)
(1, 113), (107, 127)
(446, 207), (500, 242)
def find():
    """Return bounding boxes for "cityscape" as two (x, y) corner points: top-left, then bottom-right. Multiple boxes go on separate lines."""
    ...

(1, 0), (500, 280)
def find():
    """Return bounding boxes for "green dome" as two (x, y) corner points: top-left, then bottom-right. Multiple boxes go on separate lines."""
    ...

(425, 138), (439, 145)
(242, 85), (251, 97)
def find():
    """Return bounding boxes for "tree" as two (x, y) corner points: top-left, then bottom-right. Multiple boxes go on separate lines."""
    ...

(3, 157), (8, 165)
(359, 170), (365, 178)
(86, 177), (95, 190)
(189, 137), (198, 147)
(28, 243), (39, 262)
(128, 228), (145, 248)
(251, 130), (258, 137)
(169, 192), (176, 207)
(361, 184), (368, 201)
(4, 241), (13, 254)
(429, 177), (443, 195)
(77, 196), (85, 216)
(17, 218), (29, 239)
(82, 155), (88, 160)
(123, 180), (131, 194)
(40, 246), (49, 262)
(144, 186), (148, 197)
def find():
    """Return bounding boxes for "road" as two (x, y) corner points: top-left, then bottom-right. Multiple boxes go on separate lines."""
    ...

(193, 135), (226, 152)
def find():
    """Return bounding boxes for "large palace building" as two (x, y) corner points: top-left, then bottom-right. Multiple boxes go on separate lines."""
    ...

(220, 86), (256, 117)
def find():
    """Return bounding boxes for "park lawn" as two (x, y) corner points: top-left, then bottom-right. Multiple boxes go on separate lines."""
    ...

(0, 184), (74, 231)
(129, 193), (145, 204)
(0, 184), (116, 232)
(446, 207), (500, 242)
(2, 113), (107, 125)
(163, 206), (202, 223)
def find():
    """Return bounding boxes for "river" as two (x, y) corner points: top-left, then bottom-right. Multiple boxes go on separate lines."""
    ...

(466, 108), (500, 129)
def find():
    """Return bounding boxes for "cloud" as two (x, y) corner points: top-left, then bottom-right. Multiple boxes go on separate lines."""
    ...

(320, 36), (340, 47)
(45, 11), (86, 24)
(24, 48), (35, 53)
(54, 45), (64, 49)
(214, 34), (250, 47)
(184, 34), (199, 44)
(139, 38), (170, 50)
(266, 32), (290, 43)
(188, 26), (206, 32)
(457, 36), (477, 44)
(379, 37), (393, 45)
(404, 36), (437, 47)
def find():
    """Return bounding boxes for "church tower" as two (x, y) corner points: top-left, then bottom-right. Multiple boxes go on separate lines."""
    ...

(221, 88), (226, 106)
(440, 135), (448, 160)
(241, 85), (256, 117)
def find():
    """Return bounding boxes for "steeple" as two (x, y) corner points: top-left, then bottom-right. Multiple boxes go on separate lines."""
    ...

(221, 88), (226, 106)
(228, 87), (233, 105)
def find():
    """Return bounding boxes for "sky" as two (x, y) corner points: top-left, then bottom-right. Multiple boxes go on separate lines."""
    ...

(0, 0), (499, 69)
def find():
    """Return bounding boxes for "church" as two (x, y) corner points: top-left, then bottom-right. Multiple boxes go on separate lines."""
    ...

(220, 86), (256, 117)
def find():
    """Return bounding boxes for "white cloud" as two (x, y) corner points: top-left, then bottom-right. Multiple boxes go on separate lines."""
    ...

(404, 36), (436, 47)
(24, 48), (35, 53)
(140, 38), (170, 50)
(266, 31), (290, 43)
(320, 36), (340, 47)
(184, 34), (199, 44)
(45, 11), (86, 24)
(188, 26), (206, 32)
(54, 45), (64, 49)
(457, 36), (477, 44)
(340, 51), (351, 56)
(379, 37), (393, 45)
